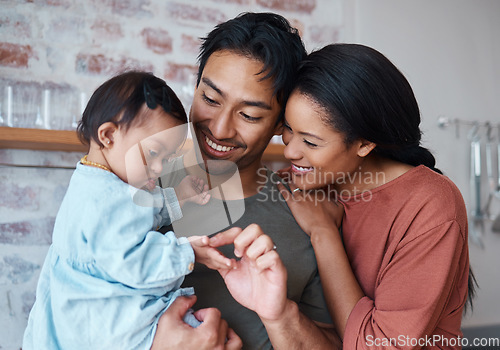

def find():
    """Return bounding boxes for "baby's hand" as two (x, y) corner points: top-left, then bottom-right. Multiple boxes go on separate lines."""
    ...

(188, 235), (235, 270)
(175, 175), (210, 208)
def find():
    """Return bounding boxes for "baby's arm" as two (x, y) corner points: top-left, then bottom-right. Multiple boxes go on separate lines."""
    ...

(188, 231), (239, 270)
(175, 175), (211, 208)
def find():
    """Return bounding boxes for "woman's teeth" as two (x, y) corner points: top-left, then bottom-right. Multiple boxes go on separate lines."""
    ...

(292, 164), (314, 173)
(205, 136), (235, 152)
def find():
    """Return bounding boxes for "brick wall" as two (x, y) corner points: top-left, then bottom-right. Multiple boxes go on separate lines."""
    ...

(0, 0), (344, 348)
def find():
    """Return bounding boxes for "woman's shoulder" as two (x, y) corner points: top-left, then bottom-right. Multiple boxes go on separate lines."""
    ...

(396, 165), (467, 234)
(406, 166), (464, 203)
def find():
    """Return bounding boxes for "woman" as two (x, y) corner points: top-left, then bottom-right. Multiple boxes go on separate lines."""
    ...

(277, 43), (474, 349)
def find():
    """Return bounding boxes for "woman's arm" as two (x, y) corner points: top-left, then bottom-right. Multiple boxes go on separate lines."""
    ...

(276, 183), (364, 338)
(309, 226), (364, 338)
(277, 183), (469, 349)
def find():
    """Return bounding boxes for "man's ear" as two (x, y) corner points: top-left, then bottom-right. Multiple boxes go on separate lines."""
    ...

(357, 139), (376, 158)
(97, 122), (117, 148)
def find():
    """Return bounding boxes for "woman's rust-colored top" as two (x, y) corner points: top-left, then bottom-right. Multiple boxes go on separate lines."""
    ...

(342, 165), (469, 350)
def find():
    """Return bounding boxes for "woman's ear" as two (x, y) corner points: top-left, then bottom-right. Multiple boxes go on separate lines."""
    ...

(357, 140), (376, 158)
(97, 122), (117, 148)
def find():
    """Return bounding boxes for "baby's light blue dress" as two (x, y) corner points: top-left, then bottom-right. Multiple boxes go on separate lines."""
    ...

(23, 163), (197, 349)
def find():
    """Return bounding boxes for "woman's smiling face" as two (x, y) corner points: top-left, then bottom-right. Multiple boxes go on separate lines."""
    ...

(282, 91), (368, 192)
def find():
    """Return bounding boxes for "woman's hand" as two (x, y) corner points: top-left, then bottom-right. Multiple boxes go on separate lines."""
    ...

(276, 180), (344, 237)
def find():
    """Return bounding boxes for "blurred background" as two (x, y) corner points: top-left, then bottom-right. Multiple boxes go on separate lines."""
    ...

(1, 0), (499, 348)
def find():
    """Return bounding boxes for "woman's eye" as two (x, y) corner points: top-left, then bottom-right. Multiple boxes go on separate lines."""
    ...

(149, 150), (158, 158)
(283, 123), (292, 132)
(304, 139), (318, 148)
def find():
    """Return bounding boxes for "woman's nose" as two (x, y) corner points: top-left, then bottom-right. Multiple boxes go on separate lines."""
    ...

(283, 137), (302, 161)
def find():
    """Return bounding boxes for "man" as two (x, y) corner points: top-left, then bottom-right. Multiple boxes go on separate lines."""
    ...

(156, 12), (339, 349)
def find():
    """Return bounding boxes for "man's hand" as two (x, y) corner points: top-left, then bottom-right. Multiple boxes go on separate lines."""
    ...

(209, 224), (288, 321)
(151, 295), (242, 350)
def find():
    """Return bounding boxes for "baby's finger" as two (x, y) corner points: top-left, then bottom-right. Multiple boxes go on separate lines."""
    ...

(199, 192), (211, 204)
(193, 177), (203, 193)
(206, 247), (235, 269)
(188, 235), (209, 246)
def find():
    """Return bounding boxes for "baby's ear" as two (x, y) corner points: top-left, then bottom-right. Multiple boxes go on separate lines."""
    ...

(97, 122), (118, 148)
(357, 139), (376, 158)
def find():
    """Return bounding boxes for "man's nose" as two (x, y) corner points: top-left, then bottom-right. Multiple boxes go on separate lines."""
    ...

(209, 108), (237, 141)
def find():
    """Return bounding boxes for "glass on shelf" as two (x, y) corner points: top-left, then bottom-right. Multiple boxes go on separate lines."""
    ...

(41, 84), (83, 130)
(0, 78), (88, 131)
(0, 82), (42, 128)
(0, 84), (12, 127)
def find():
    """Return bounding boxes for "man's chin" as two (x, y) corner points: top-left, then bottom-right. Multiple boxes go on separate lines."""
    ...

(200, 158), (238, 176)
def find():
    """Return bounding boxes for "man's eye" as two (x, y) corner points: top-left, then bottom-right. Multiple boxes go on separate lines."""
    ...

(202, 93), (217, 105)
(241, 112), (259, 122)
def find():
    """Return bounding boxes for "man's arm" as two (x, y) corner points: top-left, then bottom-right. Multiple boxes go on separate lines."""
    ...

(262, 301), (341, 350)
(210, 225), (341, 349)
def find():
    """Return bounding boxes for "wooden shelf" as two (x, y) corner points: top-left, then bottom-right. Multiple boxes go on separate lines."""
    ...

(262, 142), (287, 162)
(0, 127), (87, 152)
(0, 127), (286, 161)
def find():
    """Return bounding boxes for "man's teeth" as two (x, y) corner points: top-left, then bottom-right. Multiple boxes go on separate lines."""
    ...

(205, 136), (235, 152)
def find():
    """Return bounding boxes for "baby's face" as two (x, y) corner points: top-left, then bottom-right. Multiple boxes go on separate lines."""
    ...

(110, 107), (186, 190)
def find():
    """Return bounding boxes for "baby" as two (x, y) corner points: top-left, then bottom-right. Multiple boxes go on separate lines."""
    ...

(23, 71), (235, 350)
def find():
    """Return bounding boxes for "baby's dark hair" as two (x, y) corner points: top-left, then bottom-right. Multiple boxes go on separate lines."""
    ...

(77, 71), (187, 147)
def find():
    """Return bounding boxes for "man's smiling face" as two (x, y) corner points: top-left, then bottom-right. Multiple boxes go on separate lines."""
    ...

(189, 50), (282, 175)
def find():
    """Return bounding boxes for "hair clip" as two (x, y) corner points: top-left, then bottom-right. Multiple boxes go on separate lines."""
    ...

(143, 81), (157, 109)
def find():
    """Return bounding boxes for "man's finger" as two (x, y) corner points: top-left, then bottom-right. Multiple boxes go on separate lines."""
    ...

(225, 327), (243, 350)
(209, 227), (242, 247)
(245, 234), (274, 261)
(194, 307), (221, 325)
(255, 250), (283, 273)
(233, 223), (264, 258)
(166, 295), (197, 319)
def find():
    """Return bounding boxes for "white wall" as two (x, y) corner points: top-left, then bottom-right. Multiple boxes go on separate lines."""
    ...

(350, 0), (500, 327)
